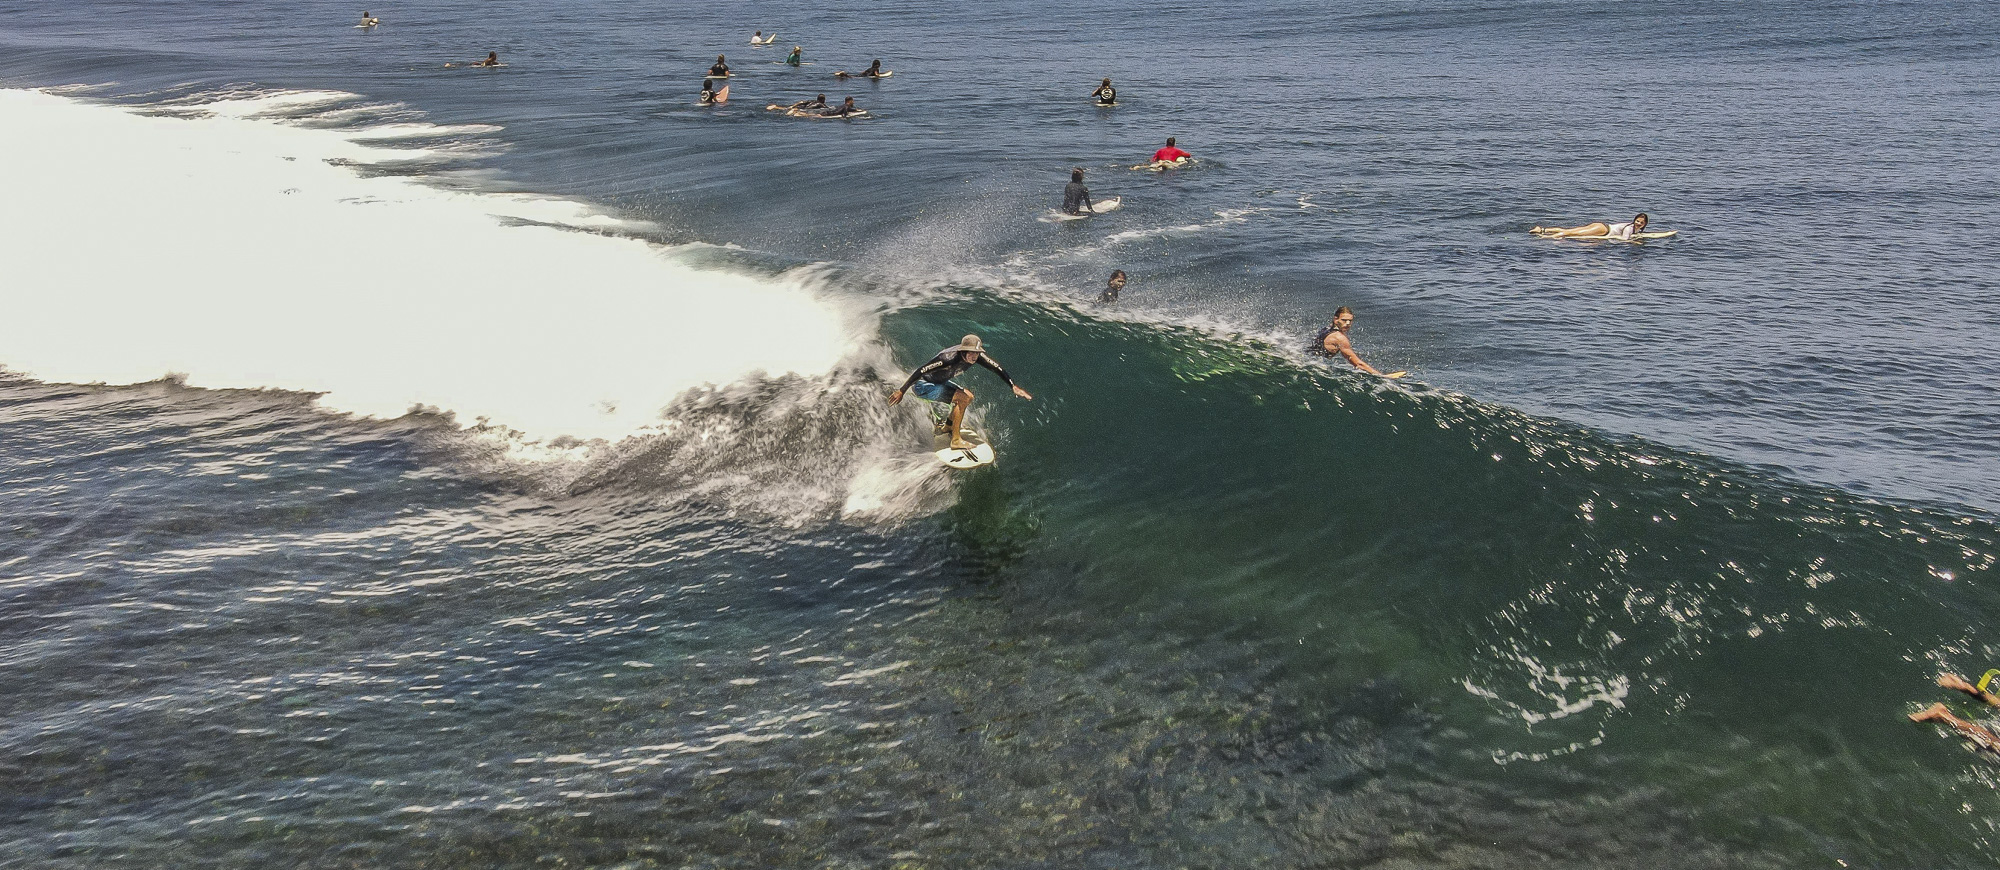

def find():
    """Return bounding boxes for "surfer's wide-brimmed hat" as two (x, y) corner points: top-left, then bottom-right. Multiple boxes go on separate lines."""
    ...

(953, 335), (983, 353)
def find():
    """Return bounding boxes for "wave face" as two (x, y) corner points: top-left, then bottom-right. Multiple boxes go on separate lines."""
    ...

(4, 1), (2000, 868)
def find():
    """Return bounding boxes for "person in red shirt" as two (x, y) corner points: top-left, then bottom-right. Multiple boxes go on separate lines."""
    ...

(1151, 136), (1192, 164)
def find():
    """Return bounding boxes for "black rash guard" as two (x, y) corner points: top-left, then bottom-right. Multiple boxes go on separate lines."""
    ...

(1094, 85), (1116, 104)
(898, 349), (1016, 393)
(1063, 181), (1092, 214)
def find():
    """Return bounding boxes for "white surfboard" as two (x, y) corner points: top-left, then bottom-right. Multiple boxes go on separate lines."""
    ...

(932, 425), (996, 469)
(1042, 196), (1122, 222)
(1532, 229), (1677, 241)
(835, 70), (892, 78)
(1132, 158), (1192, 171)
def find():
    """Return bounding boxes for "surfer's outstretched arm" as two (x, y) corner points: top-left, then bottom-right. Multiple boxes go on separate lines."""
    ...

(975, 355), (1031, 399)
(1940, 674), (2000, 708)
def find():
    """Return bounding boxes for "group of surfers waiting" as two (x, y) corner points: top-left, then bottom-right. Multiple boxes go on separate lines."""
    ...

(696, 43), (887, 116)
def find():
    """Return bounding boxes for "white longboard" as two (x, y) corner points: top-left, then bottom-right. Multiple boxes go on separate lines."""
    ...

(1532, 230), (1677, 241)
(1043, 196), (1122, 222)
(1132, 158), (1192, 171)
(932, 424), (995, 469)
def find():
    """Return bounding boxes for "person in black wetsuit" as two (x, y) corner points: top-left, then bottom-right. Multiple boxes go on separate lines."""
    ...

(888, 334), (1033, 450)
(709, 55), (730, 77)
(1063, 169), (1092, 215)
(1099, 269), (1127, 303)
(1092, 77), (1116, 105)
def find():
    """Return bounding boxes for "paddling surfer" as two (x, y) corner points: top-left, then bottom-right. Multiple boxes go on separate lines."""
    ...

(1533, 212), (1649, 240)
(890, 335), (1033, 450)
(1152, 136), (1192, 164)
(836, 59), (886, 78)
(447, 52), (501, 68)
(1312, 307), (1403, 378)
(1912, 672), (2000, 755)
(810, 96), (861, 117)
(1062, 169), (1094, 215)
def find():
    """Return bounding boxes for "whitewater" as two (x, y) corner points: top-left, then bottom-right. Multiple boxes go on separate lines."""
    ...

(0, 88), (851, 442)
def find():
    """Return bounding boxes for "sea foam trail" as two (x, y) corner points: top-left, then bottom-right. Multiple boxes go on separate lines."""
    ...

(0, 88), (850, 441)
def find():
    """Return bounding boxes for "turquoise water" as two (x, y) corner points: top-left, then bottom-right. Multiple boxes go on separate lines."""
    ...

(4, 1), (2000, 866)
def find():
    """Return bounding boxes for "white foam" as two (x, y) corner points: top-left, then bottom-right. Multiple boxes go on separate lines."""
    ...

(0, 88), (852, 441)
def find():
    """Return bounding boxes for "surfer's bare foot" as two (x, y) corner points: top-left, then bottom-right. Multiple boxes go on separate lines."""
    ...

(1940, 674), (1978, 693)
(1911, 702), (1952, 723)
(950, 438), (973, 450)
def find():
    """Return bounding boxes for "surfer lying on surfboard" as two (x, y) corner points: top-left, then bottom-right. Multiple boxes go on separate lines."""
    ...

(889, 334), (1032, 451)
(783, 96), (861, 117)
(835, 59), (889, 78)
(445, 52), (502, 68)
(1312, 307), (1405, 378)
(1152, 137), (1192, 164)
(1533, 212), (1649, 239)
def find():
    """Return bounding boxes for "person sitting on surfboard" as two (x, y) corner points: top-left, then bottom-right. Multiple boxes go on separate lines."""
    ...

(889, 334), (1033, 451)
(836, 59), (886, 78)
(751, 31), (767, 45)
(1092, 78), (1117, 106)
(1062, 168), (1094, 215)
(709, 55), (731, 77)
(699, 79), (729, 105)
(786, 45), (804, 65)
(1533, 213), (1648, 240)
(358, 11), (380, 27)
(1151, 137), (1192, 164)
(1312, 307), (1403, 378)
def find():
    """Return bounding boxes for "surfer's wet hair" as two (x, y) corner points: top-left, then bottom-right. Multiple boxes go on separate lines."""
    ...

(1071, 168), (1084, 182)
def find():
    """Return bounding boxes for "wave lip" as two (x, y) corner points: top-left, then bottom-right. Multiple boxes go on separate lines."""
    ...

(0, 87), (852, 441)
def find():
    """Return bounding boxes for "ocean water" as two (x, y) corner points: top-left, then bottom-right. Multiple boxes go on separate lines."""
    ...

(3, 1), (1999, 867)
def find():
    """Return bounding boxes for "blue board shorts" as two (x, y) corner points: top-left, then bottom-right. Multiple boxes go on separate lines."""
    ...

(912, 380), (961, 402)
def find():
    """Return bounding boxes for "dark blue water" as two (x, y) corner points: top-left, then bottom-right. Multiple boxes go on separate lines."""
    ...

(5, 1), (2000, 867)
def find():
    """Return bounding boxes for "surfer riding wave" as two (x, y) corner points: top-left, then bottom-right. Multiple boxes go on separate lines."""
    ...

(888, 334), (1032, 450)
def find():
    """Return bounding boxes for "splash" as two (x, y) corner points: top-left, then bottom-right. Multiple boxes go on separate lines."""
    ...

(0, 88), (851, 441)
